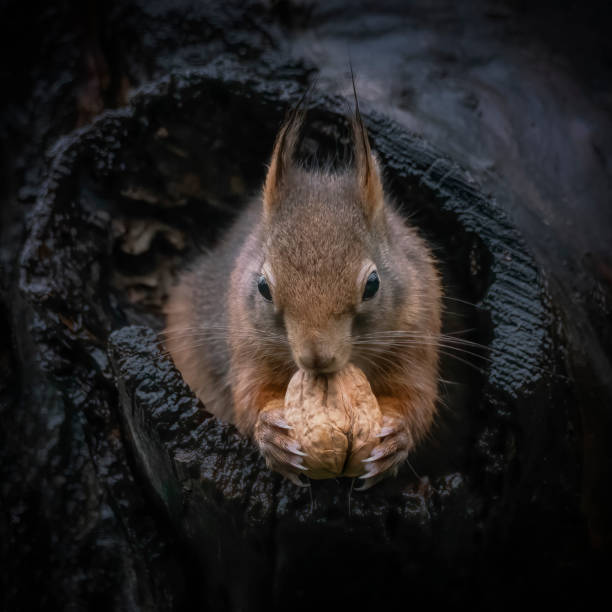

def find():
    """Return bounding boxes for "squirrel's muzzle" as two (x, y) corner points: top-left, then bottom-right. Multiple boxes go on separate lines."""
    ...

(285, 314), (352, 375)
(297, 345), (338, 374)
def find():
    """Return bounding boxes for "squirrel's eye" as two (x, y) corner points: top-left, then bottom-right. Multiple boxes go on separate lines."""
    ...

(362, 271), (380, 300)
(257, 275), (273, 301)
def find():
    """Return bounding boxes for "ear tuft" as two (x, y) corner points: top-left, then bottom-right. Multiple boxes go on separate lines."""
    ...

(263, 107), (303, 220)
(350, 70), (384, 224)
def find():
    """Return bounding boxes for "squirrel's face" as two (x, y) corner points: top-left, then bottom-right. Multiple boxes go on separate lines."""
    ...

(258, 171), (384, 374)
(255, 107), (387, 375)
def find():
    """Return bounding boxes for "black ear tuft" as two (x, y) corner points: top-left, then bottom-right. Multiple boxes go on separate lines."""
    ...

(262, 84), (316, 219)
(350, 64), (373, 183)
(350, 66), (384, 223)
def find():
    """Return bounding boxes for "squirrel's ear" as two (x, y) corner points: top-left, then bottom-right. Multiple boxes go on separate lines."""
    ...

(263, 110), (302, 219)
(351, 75), (384, 224)
(353, 116), (384, 224)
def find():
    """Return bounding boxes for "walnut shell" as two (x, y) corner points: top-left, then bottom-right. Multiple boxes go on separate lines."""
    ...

(284, 364), (382, 479)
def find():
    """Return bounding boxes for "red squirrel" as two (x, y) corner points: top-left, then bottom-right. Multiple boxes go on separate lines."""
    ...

(164, 98), (441, 489)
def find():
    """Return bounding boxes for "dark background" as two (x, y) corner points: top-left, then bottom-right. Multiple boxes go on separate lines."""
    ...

(1, 1), (611, 610)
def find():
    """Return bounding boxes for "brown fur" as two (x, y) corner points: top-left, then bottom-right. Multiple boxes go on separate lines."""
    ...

(164, 106), (441, 487)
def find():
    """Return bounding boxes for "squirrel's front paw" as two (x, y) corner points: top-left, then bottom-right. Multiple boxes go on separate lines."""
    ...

(356, 415), (413, 491)
(254, 402), (310, 487)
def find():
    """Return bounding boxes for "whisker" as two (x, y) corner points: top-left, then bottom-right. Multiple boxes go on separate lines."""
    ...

(353, 338), (491, 363)
(440, 295), (482, 308)
(436, 349), (489, 375)
(354, 330), (492, 353)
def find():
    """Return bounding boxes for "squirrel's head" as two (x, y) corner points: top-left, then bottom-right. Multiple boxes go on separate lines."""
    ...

(255, 104), (393, 375)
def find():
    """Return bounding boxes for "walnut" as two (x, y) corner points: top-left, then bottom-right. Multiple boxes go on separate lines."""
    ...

(284, 364), (382, 479)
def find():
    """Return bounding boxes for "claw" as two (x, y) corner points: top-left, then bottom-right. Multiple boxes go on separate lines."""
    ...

(289, 459), (308, 471)
(363, 442), (397, 463)
(274, 418), (292, 430)
(376, 426), (395, 438)
(362, 449), (384, 463)
(358, 467), (378, 480)
(288, 442), (307, 457)
(285, 472), (310, 488)
(354, 477), (379, 492)
(260, 411), (292, 430)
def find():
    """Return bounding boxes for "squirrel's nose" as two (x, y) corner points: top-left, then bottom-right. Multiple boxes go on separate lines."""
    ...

(298, 347), (337, 373)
